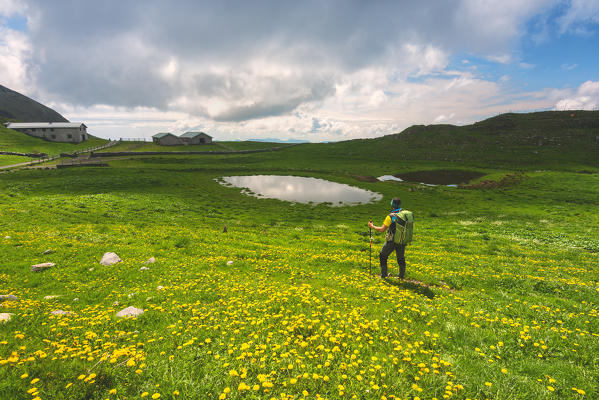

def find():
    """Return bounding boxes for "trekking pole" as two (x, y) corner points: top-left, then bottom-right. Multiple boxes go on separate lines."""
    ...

(369, 226), (372, 277)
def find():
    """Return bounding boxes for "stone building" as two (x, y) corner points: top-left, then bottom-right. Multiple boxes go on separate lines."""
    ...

(152, 132), (183, 146)
(6, 122), (88, 143)
(180, 131), (213, 145)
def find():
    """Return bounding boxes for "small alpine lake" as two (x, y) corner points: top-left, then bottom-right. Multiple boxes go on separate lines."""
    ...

(218, 175), (382, 206)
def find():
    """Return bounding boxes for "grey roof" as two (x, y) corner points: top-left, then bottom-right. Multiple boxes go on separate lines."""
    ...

(7, 122), (86, 129)
(180, 131), (212, 138)
(152, 132), (176, 138)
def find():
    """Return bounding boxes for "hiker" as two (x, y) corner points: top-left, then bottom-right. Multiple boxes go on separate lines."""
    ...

(368, 197), (414, 279)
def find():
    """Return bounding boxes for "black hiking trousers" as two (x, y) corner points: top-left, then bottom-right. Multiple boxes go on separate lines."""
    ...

(379, 241), (406, 278)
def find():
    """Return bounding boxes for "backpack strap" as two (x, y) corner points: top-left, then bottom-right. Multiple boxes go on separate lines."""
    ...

(392, 211), (407, 227)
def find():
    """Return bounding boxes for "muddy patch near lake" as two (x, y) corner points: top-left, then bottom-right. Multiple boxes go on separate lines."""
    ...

(393, 169), (485, 185)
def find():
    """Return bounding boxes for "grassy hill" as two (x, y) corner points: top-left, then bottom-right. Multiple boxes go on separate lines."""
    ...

(294, 111), (599, 170)
(0, 125), (108, 166)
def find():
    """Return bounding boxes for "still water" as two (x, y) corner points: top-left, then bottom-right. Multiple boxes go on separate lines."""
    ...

(219, 175), (382, 206)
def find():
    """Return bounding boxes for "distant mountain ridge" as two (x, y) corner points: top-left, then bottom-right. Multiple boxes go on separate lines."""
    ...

(248, 138), (310, 143)
(0, 84), (68, 123)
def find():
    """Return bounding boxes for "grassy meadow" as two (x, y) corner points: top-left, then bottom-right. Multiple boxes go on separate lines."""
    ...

(95, 141), (290, 153)
(1, 122), (598, 400)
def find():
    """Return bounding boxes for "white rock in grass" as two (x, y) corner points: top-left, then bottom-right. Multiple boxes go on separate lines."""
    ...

(144, 257), (156, 264)
(227, 260), (234, 266)
(44, 295), (60, 300)
(43, 249), (54, 255)
(31, 262), (55, 272)
(51, 310), (71, 315)
(139, 266), (150, 271)
(100, 252), (122, 266)
(0, 294), (18, 302)
(156, 286), (164, 291)
(116, 306), (144, 318)
(0, 313), (12, 323)
(4, 236), (10, 239)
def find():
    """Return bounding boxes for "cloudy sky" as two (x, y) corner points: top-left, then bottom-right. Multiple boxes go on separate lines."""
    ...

(1, 0), (598, 141)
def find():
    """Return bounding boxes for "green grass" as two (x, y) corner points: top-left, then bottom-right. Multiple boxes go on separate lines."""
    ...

(220, 141), (290, 151)
(0, 155), (31, 167)
(96, 141), (287, 153)
(0, 111), (597, 399)
(0, 144), (597, 400)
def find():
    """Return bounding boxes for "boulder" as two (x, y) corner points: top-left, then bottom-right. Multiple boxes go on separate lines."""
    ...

(0, 313), (12, 323)
(51, 310), (71, 315)
(31, 262), (55, 272)
(116, 306), (144, 318)
(144, 257), (156, 264)
(227, 260), (234, 266)
(100, 252), (122, 266)
(0, 294), (17, 302)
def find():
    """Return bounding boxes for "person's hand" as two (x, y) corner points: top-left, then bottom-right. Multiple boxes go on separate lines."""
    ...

(368, 220), (373, 229)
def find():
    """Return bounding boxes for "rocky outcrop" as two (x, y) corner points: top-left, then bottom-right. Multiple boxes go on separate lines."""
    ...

(116, 306), (144, 318)
(31, 262), (55, 272)
(100, 252), (122, 266)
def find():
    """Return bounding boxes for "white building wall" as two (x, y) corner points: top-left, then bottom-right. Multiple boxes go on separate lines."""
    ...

(12, 126), (87, 143)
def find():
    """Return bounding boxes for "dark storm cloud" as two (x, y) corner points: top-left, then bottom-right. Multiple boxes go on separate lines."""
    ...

(23, 0), (546, 121)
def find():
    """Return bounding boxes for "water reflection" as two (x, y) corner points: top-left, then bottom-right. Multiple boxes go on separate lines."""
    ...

(219, 175), (382, 206)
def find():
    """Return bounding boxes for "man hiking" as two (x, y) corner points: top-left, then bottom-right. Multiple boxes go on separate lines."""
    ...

(368, 197), (414, 279)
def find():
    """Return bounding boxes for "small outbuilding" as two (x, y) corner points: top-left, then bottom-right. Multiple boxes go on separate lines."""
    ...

(152, 132), (183, 146)
(180, 131), (213, 145)
(6, 122), (88, 143)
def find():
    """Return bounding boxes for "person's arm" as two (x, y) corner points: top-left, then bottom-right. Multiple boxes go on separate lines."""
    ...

(368, 219), (389, 233)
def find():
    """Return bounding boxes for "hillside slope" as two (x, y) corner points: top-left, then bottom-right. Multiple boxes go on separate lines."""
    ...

(292, 111), (599, 169)
(386, 110), (599, 166)
(0, 84), (68, 122)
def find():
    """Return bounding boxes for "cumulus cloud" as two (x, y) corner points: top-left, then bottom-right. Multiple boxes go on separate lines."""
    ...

(557, 0), (599, 35)
(0, 0), (25, 15)
(0, 0), (595, 140)
(0, 25), (32, 93)
(555, 81), (599, 110)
